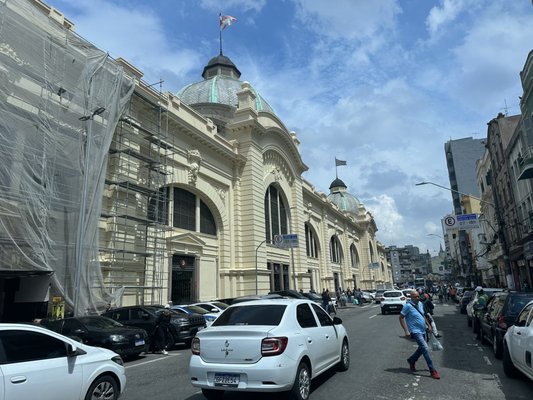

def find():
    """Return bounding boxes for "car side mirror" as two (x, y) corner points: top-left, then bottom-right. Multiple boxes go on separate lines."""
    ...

(67, 344), (87, 357)
(332, 316), (343, 325)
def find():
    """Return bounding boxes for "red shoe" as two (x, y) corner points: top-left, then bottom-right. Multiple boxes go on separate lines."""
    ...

(407, 360), (416, 372)
(430, 370), (440, 379)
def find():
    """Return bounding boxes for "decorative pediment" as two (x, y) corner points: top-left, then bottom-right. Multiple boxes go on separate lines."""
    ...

(167, 232), (206, 247)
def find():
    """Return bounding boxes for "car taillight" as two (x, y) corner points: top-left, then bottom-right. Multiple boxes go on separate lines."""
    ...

(191, 337), (200, 355)
(497, 315), (507, 330)
(261, 337), (288, 356)
(400, 297), (406, 301)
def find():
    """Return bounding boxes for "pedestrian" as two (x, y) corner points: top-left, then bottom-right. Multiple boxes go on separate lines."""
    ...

(321, 289), (331, 313)
(422, 293), (440, 337)
(473, 286), (488, 340)
(399, 290), (440, 379)
(151, 308), (172, 355)
(356, 288), (363, 306)
(437, 286), (444, 304)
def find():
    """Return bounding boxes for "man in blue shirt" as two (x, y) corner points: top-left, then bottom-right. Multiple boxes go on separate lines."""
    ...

(399, 290), (440, 379)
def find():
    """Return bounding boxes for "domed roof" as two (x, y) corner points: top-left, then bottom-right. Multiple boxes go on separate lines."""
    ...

(327, 178), (361, 215)
(176, 53), (275, 114)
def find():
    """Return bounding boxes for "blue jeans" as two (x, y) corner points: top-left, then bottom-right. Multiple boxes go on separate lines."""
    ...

(408, 332), (434, 371)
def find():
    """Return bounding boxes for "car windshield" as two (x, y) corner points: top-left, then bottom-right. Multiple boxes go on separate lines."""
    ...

(78, 316), (123, 329)
(211, 302), (229, 309)
(181, 305), (208, 314)
(213, 304), (286, 326)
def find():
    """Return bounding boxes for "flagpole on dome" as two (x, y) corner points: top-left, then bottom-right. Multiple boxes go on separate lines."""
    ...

(335, 157), (347, 179)
(219, 13), (223, 55)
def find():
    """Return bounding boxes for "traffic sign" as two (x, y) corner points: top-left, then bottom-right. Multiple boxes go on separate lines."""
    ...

(443, 213), (479, 230)
(274, 234), (299, 248)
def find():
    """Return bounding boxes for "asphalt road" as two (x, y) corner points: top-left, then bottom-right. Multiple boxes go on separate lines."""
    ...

(121, 301), (533, 400)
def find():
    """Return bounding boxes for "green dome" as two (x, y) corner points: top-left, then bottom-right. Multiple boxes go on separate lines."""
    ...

(327, 178), (361, 215)
(176, 53), (275, 114)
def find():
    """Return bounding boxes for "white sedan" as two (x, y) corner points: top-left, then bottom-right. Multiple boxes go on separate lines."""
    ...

(189, 298), (350, 400)
(380, 290), (407, 314)
(0, 323), (126, 400)
(503, 299), (533, 382)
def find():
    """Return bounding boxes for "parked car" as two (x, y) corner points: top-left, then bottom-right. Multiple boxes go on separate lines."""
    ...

(189, 298), (349, 400)
(374, 289), (387, 304)
(0, 323), (126, 400)
(466, 288), (504, 328)
(269, 289), (308, 299)
(301, 291), (323, 304)
(42, 315), (149, 359)
(192, 301), (229, 314)
(459, 290), (475, 314)
(102, 305), (206, 347)
(381, 290), (407, 314)
(402, 289), (412, 298)
(479, 291), (533, 358)
(502, 299), (533, 382)
(362, 290), (375, 303)
(172, 305), (219, 327)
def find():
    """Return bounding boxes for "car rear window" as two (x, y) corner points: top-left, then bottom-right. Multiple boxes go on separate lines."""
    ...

(384, 291), (402, 298)
(508, 295), (533, 316)
(212, 304), (286, 326)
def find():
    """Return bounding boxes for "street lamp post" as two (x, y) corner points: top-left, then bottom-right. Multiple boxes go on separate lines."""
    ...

(74, 107), (105, 317)
(255, 239), (271, 295)
(415, 181), (514, 289)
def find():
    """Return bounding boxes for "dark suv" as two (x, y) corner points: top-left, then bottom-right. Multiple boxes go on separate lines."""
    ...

(479, 291), (533, 359)
(102, 305), (206, 347)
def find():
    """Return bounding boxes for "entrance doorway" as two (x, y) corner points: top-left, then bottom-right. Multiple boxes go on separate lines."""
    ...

(268, 263), (289, 291)
(171, 255), (195, 304)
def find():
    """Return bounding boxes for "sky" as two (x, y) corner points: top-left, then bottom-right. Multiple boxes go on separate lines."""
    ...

(45, 0), (533, 255)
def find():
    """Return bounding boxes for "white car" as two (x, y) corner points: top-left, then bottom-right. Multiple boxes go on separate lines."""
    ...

(192, 301), (229, 314)
(0, 323), (126, 400)
(503, 299), (533, 382)
(189, 298), (349, 400)
(380, 290), (407, 314)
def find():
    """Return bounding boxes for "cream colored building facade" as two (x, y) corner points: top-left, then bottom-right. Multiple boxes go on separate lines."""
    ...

(0, 0), (390, 318)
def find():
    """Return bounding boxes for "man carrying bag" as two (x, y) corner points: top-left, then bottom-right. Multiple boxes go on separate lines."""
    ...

(399, 290), (441, 379)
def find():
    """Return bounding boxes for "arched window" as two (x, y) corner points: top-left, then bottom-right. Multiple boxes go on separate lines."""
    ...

(150, 187), (217, 235)
(350, 244), (359, 269)
(264, 185), (288, 241)
(305, 223), (318, 258)
(330, 236), (342, 263)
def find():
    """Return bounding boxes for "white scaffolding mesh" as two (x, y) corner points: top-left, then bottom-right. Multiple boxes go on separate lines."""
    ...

(0, 0), (134, 315)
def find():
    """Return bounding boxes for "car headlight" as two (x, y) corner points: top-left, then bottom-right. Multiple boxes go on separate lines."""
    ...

(110, 334), (127, 342)
(111, 355), (124, 366)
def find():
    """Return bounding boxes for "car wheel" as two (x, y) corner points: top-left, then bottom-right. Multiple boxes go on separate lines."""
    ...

(502, 343), (518, 378)
(85, 375), (119, 400)
(338, 339), (350, 371)
(289, 362), (310, 400)
(381, 309), (386, 315)
(493, 333), (502, 359)
(201, 388), (224, 399)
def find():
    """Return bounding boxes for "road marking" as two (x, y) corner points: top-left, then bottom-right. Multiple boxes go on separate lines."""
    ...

(369, 314), (377, 319)
(125, 354), (180, 369)
(483, 356), (492, 366)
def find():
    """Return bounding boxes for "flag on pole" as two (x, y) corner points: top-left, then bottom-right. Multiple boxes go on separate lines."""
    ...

(335, 158), (347, 166)
(220, 15), (237, 31)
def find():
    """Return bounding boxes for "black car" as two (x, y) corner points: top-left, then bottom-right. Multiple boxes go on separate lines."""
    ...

(42, 315), (149, 358)
(479, 291), (533, 358)
(102, 305), (206, 347)
(269, 290), (307, 299)
(301, 292), (323, 304)
(459, 290), (475, 314)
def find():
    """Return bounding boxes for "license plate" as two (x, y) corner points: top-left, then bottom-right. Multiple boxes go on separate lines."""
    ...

(214, 373), (239, 387)
(135, 339), (145, 346)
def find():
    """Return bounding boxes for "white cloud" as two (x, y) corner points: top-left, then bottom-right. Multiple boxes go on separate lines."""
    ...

(426, 0), (466, 36)
(292, 0), (401, 41)
(365, 194), (404, 244)
(200, 0), (267, 13)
